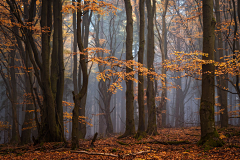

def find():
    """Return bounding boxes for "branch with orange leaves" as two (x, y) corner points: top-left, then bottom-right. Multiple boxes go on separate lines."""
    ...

(62, 0), (120, 16)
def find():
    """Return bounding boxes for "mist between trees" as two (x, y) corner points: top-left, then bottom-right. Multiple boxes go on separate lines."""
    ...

(0, 0), (239, 148)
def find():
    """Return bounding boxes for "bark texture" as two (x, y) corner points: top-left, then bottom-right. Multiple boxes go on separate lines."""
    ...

(72, 0), (89, 149)
(158, 0), (168, 128)
(21, 0), (34, 144)
(9, 45), (20, 144)
(215, 0), (228, 128)
(198, 0), (223, 148)
(146, 0), (157, 135)
(136, 0), (146, 138)
(121, 0), (135, 137)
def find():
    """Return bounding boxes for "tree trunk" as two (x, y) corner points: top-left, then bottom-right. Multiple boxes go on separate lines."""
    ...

(136, 0), (146, 138)
(121, 0), (135, 137)
(20, 0), (34, 145)
(56, 0), (65, 138)
(39, 0), (63, 142)
(50, 0), (65, 141)
(21, 53), (34, 144)
(78, 93), (87, 139)
(77, 2), (92, 139)
(9, 46), (20, 144)
(158, 0), (168, 128)
(198, 0), (223, 147)
(215, 0), (228, 128)
(72, 0), (88, 149)
(146, 0), (157, 135)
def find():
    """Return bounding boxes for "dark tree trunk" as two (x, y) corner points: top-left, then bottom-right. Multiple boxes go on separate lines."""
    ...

(6, 0), (65, 143)
(215, 0), (228, 128)
(21, 51), (34, 144)
(146, 0), (157, 135)
(136, 0), (146, 138)
(21, 1), (34, 144)
(120, 0), (135, 137)
(198, 0), (223, 147)
(78, 1), (92, 139)
(72, 0), (89, 149)
(56, 0), (65, 137)
(10, 45), (20, 144)
(39, 0), (63, 142)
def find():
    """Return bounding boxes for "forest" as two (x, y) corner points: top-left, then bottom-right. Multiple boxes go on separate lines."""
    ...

(0, 0), (240, 159)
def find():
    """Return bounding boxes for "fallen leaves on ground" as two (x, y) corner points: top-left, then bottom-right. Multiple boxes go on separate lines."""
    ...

(0, 126), (240, 159)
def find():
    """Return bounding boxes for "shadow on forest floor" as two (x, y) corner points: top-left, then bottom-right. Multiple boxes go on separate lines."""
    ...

(0, 126), (240, 159)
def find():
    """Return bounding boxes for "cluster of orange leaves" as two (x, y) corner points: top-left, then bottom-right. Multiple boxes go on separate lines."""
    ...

(63, 112), (93, 128)
(0, 121), (11, 130)
(164, 51), (240, 79)
(62, 0), (120, 16)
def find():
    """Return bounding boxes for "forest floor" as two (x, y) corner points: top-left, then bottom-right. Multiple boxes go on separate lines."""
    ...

(0, 126), (240, 159)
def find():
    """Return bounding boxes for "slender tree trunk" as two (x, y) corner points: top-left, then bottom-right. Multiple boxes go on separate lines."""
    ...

(21, 51), (34, 144)
(215, 0), (228, 128)
(146, 0), (157, 135)
(72, 0), (88, 149)
(73, 0), (78, 94)
(174, 72), (181, 127)
(120, 0), (135, 137)
(158, 0), (168, 128)
(9, 46), (20, 144)
(198, 0), (223, 147)
(20, 0), (34, 144)
(136, 0), (146, 138)
(77, 2), (92, 139)
(56, 0), (65, 138)
(79, 93), (87, 139)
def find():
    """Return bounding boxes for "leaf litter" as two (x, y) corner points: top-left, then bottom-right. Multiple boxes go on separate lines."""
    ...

(0, 126), (240, 159)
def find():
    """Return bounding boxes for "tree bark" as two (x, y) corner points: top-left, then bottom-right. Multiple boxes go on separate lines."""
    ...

(39, 0), (63, 142)
(56, 0), (65, 138)
(136, 0), (146, 138)
(120, 0), (135, 137)
(72, 0), (89, 149)
(21, 1), (34, 144)
(9, 43), (20, 144)
(146, 0), (157, 135)
(198, 0), (223, 147)
(215, 0), (228, 128)
(158, 0), (168, 128)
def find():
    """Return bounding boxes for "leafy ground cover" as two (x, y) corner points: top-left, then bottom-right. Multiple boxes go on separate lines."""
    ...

(0, 126), (240, 159)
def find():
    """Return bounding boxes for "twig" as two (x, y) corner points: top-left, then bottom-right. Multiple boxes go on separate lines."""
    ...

(70, 150), (118, 157)
(70, 150), (151, 159)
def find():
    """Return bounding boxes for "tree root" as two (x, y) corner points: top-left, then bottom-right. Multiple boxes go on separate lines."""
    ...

(116, 141), (129, 145)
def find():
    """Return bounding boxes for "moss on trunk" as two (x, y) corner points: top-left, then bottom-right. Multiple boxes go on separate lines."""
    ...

(198, 129), (224, 150)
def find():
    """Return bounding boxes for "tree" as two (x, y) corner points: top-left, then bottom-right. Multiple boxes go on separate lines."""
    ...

(155, 0), (168, 128)
(72, 0), (89, 149)
(39, 0), (65, 142)
(215, 0), (228, 128)
(120, 0), (135, 137)
(9, 28), (20, 144)
(20, 0), (34, 144)
(146, 0), (157, 135)
(136, 0), (146, 138)
(5, 0), (66, 143)
(161, 0), (168, 128)
(198, 0), (223, 148)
